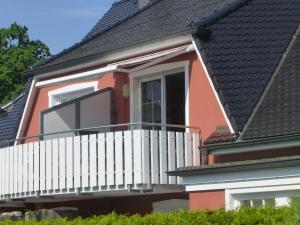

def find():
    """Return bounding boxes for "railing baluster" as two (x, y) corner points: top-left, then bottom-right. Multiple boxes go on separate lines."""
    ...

(34, 142), (40, 192)
(89, 134), (97, 188)
(9, 146), (14, 196)
(133, 130), (142, 185)
(98, 133), (106, 187)
(168, 132), (176, 184)
(13, 145), (18, 195)
(159, 131), (167, 184)
(151, 130), (159, 184)
(59, 138), (66, 190)
(176, 132), (184, 184)
(184, 133), (192, 167)
(74, 136), (81, 190)
(66, 137), (73, 189)
(23, 144), (28, 194)
(81, 135), (89, 189)
(40, 141), (46, 192)
(52, 139), (59, 191)
(115, 131), (124, 186)
(124, 130), (133, 186)
(142, 130), (150, 185)
(193, 133), (200, 166)
(106, 132), (115, 187)
(46, 140), (52, 192)
(18, 144), (23, 194)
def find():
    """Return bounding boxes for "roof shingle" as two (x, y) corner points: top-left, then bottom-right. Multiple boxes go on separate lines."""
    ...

(198, 0), (300, 132)
(242, 26), (300, 139)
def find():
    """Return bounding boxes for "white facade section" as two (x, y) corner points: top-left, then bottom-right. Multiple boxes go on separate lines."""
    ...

(183, 165), (300, 210)
(0, 130), (200, 200)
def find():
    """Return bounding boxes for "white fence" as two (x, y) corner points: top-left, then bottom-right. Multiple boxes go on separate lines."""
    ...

(0, 129), (200, 200)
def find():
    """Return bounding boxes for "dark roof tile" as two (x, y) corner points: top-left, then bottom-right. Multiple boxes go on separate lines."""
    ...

(34, 0), (229, 69)
(242, 30), (300, 139)
(0, 79), (31, 148)
(198, 0), (300, 131)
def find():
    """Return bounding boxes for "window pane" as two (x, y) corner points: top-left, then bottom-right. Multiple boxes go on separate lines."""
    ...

(142, 82), (152, 103)
(141, 79), (161, 124)
(142, 103), (153, 123)
(153, 102), (162, 123)
(264, 198), (275, 208)
(252, 199), (263, 208)
(241, 200), (251, 208)
(54, 87), (95, 106)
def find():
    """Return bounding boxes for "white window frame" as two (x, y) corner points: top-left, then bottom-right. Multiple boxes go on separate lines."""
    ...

(48, 81), (98, 107)
(226, 186), (300, 210)
(129, 61), (190, 127)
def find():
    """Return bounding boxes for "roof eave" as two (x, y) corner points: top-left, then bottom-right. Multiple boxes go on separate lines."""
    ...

(205, 133), (300, 155)
(23, 28), (203, 78)
(168, 155), (300, 177)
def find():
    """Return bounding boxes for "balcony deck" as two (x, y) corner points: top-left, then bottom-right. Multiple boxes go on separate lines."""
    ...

(0, 125), (200, 201)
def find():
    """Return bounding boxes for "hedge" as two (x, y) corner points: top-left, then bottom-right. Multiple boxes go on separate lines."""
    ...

(1, 203), (300, 225)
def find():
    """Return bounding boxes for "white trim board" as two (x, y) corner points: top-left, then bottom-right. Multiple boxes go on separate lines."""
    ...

(184, 165), (300, 192)
(192, 39), (234, 134)
(48, 81), (98, 107)
(15, 78), (37, 142)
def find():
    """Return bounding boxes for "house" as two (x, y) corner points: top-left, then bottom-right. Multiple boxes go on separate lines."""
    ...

(0, 0), (299, 215)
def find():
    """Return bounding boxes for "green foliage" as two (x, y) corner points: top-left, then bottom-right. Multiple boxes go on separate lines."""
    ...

(0, 23), (50, 104)
(0, 206), (299, 225)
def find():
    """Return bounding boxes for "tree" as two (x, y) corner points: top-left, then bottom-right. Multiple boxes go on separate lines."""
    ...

(0, 23), (50, 104)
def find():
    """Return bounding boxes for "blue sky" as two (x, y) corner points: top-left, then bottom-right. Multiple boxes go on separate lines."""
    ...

(0, 0), (115, 54)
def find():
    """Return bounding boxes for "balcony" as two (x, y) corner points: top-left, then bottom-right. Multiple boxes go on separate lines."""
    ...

(0, 123), (200, 201)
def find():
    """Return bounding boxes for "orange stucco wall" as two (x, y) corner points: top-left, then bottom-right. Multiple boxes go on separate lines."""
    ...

(188, 54), (227, 141)
(23, 51), (227, 145)
(189, 190), (225, 210)
(23, 72), (129, 141)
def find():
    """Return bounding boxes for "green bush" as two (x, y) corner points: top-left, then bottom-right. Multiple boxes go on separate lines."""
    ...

(0, 205), (299, 225)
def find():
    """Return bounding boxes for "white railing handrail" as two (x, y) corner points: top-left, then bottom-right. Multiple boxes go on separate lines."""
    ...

(0, 122), (201, 147)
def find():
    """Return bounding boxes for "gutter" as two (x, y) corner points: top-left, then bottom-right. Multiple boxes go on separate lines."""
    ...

(168, 155), (300, 177)
(205, 133), (300, 155)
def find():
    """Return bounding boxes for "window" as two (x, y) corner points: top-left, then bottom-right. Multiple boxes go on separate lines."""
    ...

(52, 87), (95, 106)
(141, 79), (162, 124)
(48, 82), (98, 107)
(130, 61), (190, 129)
(240, 198), (276, 208)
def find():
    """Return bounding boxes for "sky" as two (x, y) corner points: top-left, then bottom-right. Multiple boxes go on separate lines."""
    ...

(0, 0), (115, 54)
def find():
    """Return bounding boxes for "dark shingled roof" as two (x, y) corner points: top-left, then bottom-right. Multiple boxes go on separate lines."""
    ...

(33, 0), (142, 70)
(84, 0), (140, 40)
(34, 0), (229, 69)
(242, 26), (300, 139)
(197, 0), (300, 132)
(0, 79), (31, 148)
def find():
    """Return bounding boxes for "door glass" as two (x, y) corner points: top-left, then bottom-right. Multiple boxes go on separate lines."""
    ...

(166, 72), (185, 131)
(142, 79), (162, 127)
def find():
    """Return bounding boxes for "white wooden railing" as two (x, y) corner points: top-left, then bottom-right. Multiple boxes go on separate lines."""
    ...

(0, 129), (200, 200)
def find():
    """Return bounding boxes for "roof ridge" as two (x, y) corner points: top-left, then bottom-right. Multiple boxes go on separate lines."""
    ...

(191, 0), (252, 28)
(32, 0), (161, 70)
